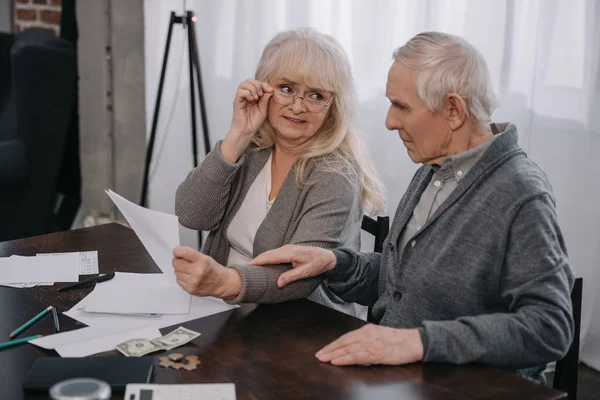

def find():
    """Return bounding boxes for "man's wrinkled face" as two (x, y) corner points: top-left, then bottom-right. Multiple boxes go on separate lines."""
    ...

(385, 62), (451, 165)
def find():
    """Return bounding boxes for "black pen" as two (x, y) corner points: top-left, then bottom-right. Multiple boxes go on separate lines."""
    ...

(57, 272), (116, 292)
(51, 306), (60, 332)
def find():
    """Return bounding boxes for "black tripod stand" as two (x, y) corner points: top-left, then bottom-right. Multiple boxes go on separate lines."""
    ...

(140, 11), (210, 208)
(140, 11), (210, 248)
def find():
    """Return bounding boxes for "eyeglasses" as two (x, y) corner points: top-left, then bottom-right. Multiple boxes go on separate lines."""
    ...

(272, 90), (333, 113)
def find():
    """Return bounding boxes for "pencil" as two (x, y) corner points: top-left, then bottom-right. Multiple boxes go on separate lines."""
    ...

(51, 306), (60, 333)
(9, 306), (52, 339)
(0, 335), (42, 351)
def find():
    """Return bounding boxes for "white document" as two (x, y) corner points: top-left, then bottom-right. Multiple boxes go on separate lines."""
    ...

(64, 292), (238, 332)
(31, 324), (161, 357)
(105, 190), (179, 285)
(0, 282), (54, 288)
(37, 251), (99, 275)
(0, 254), (78, 284)
(124, 384), (236, 400)
(31, 324), (141, 350)
(56, 327), (161, 357)
(82, 272), (191, 315)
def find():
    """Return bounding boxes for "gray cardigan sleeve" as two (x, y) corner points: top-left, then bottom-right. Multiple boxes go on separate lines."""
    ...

(225, 169), (361, 304)
(175, 141), (245, 231)
(325, 248), (381, 307)
(420, 194), (575, 368)
(226, 264), (324, 304)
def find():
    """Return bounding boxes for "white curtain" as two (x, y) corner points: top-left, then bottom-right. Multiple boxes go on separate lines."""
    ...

(143, 0), (600, 371)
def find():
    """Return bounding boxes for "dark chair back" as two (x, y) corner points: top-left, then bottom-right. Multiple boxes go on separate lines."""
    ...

(361, 215), (390, 253)
(553, 277), (583, 399)
(361, 215), (390, 323)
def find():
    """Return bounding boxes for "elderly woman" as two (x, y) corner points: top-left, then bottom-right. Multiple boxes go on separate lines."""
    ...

(172, 28), (386, 317)
(248, 32), (574, 384)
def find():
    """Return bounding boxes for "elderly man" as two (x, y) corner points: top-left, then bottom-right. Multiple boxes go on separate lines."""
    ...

(173, 32), (574, 383)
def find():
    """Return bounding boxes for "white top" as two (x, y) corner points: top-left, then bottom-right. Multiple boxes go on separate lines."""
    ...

(226, 154), (274, 266)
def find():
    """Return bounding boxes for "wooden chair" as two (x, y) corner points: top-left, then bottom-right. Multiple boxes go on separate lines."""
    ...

(553, 277), (583, 399)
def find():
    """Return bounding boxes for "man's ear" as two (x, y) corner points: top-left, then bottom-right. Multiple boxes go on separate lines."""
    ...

(443, 93), (467, 130)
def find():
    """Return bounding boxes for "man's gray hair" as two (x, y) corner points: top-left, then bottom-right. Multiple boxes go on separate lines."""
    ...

(393, 32), (497, 127)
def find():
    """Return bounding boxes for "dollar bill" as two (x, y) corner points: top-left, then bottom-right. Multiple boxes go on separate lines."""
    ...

(116, 338), (163, 357)
(151, 326), (201, 351)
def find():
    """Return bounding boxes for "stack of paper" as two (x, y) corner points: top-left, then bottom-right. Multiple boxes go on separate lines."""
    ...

(64, 292), (236, 333)
(30, 290), (237, 357)
(29, 190), (238, 357)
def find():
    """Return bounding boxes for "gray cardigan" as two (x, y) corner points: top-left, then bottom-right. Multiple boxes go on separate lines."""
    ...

(224, 124), (575, 382)
(175, 141), (364, 317)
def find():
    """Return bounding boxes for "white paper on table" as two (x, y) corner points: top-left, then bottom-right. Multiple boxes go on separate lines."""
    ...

(55, 327), (161, 357)
(0, 254), (78, 284)
(64, 292), (238, 332)
(82, 272), (191, 315)
(124, 384), (236, 400)
(105, 190), (179, 285)
(37, 251), (99, 275)
(3, 251), (99, 287)
(31, 324), (140, 350)
(0, 282), (54, 288)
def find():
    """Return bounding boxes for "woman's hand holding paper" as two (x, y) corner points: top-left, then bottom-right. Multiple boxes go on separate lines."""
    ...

(172, 246), (242, 300)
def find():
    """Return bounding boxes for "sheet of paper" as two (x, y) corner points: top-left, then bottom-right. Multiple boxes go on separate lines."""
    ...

(0, 282), (54, 288)
(31, 324), (140, 350)
(0, 254), (78, 284)
(37, 251), (99, 275)
(82, 272), (191, 315)
(124, 384), (236, 400)
(64, 292), (238, 332)
(55, 327), (161, 358)
(1, 251), (100, 288)
(105, 190), (179, 285)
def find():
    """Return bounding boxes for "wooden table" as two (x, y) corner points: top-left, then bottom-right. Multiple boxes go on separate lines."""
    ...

(0, 224), (566, 400)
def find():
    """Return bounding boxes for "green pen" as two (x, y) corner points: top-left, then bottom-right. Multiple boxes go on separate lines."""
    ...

(9, 306), (52, 339)
(0, 335), (42, 351)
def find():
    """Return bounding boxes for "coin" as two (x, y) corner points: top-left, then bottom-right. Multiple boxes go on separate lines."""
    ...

(168, 353), (184, 361)
(187, 359), (201, 366)
(183, 364), (197, 371)
(159, 360), (173, 368)
(158, 356), (170, 362)
(185, 355), (199, 362)
(171, 362), (185, 370)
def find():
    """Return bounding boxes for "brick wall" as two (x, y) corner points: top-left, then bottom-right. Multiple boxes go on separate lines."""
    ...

(14, 0), (62, 36)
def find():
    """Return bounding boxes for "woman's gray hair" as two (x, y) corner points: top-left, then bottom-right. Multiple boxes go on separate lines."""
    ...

(393, 32), (497, 127)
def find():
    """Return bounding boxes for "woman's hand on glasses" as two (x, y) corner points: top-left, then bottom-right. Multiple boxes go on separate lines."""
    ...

(222, 80), (274, 163)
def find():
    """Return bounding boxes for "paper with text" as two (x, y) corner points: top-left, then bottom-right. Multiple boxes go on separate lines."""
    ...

(37, 251), (99, 275)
